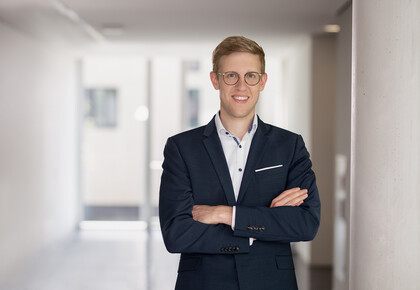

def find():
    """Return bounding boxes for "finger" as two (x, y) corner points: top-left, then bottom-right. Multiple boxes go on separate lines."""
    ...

(273, 197), (305, 208)
(284, 193), (308, 206)
(192, 206), (199, 219)
(272, 189), (307, 207)
(192, 205), (203, 214)
(285, 196), (307, 206)
(284, 189), (307, 204)
(270, 187), (301, 207)
(271, 191), (308, 207)
(192, 211), (203, 221)
(289, 191), (308, 204)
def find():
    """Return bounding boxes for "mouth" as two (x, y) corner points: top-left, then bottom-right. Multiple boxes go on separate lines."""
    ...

(232, 95), (249, 103)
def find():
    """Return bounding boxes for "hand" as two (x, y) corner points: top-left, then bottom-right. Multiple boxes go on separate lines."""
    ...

(270, 187), (308, 208)
(192, 205), (232, 226)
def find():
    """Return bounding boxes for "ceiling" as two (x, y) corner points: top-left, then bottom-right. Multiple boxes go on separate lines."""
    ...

(0, 0), (349, 44)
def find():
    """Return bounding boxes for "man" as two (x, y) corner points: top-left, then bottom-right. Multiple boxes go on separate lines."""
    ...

(159, 36), (320, 290)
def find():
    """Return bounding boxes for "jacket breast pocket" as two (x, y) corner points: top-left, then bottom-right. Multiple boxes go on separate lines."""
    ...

(256, 164), (287, 180)
(254, 165), (287, 205)
(255, 165), (287, 187)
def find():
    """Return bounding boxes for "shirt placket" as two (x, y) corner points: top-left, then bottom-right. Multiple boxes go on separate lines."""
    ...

(234, 136), (246, 201)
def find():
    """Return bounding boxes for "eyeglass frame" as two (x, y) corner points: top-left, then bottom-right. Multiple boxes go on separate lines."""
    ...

(217, 71), (264, 86)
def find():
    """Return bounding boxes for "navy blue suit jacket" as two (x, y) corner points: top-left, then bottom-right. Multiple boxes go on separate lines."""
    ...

(159, 116), (320, 290)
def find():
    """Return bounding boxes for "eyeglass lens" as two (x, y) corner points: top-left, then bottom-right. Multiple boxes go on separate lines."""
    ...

(222, 72), (261, 86)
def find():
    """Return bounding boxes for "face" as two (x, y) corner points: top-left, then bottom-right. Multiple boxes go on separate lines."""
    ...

(210, 52), (267, 123)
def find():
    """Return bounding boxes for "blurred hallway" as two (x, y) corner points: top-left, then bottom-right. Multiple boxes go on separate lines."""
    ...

(2, 0), (420, 289)
(1, 228), (330, 290)
(1, 0), (345, 288)
(1, 228), (177, 290)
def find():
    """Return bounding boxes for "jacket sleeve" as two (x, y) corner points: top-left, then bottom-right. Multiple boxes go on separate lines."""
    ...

(233, 135), (321, 242)
(159, 137), (250, 254)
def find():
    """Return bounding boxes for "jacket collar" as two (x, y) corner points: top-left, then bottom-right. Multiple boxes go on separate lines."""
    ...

(202, 115), (271, 204)
(203, 114), (269, 137)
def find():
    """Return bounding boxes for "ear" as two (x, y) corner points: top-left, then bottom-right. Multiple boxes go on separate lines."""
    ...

(259, 73), (268, 92)
(210, 71), (220, 90)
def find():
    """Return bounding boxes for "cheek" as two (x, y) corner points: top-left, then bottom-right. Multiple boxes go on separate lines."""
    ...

(220, 87), (232, 97)
(252, 88), (262, 97)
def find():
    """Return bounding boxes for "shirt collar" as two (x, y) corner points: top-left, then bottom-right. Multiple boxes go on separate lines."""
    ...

(215, 111), (258, 137)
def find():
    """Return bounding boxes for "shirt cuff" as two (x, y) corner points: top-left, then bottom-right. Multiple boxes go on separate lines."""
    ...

(231, 206), (236, 231)
(232, 206), (254, 246)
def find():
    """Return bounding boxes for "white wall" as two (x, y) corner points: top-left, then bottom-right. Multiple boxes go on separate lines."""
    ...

(278, 36), (313, 146)
(310, 33), (337, 267)
(0, 23), (80, 283)
(351, 0), (420, 289)
(149, 58), (184, 208)
(82, 56), (148, 206)
(184, 58), (219, 126)
(333, 4), (352, 290)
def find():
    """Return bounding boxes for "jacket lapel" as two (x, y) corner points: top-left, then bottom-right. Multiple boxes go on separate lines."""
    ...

(202, 118), (236, 206)
(237, 118), (270, 204)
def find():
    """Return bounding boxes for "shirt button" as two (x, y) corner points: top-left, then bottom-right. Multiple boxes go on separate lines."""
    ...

(239, 145), (242, 148)
(225, 132), (229, 135)
(238, 168), (242, 172)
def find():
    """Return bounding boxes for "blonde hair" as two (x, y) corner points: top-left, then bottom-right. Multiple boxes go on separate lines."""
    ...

(212, 36), (265, 74)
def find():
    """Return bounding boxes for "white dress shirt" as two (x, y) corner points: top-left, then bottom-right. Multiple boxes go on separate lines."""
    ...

(215, 112), (258, 244)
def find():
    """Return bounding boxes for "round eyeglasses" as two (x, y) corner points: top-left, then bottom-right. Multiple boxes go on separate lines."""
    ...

(217, 71), (263, 86)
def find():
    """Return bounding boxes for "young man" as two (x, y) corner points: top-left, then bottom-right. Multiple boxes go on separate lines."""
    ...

(159, 36), (320, 290)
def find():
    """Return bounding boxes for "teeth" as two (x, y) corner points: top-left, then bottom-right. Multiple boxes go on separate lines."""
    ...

(234, 96), (248, 101)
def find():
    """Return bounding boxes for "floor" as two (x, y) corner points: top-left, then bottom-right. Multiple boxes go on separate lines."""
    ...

(2, 224), (331, 290)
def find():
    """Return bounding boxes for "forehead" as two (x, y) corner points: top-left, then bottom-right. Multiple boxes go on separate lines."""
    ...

(218, 52), (261, 72)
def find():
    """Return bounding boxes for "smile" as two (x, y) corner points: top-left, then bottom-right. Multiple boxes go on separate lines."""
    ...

(233, 95), (249, 101)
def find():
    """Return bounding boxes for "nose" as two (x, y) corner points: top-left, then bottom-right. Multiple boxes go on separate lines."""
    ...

(235, 76), (247, 89)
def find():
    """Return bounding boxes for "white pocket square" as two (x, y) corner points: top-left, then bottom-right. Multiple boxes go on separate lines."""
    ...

(255, 164), (283, 172)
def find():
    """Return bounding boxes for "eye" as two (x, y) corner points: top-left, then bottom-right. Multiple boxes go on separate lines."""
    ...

(246, 72), (258, 79)
(226, 72), (237, 79)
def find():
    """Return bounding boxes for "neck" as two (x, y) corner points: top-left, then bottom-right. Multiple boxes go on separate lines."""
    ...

(219, 111), (254, 140)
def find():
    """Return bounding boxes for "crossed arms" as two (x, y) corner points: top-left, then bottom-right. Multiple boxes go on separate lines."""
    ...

(192, 187), (308, 226)
(159, 134), (320, 254)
